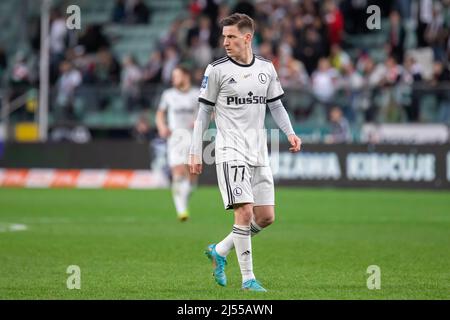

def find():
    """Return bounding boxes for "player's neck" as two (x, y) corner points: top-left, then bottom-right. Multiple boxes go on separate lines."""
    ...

(177, 83), (190, 93)
(233, 49), (253, 65)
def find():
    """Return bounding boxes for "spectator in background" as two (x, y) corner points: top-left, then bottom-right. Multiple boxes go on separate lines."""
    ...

(55, 60), (82, 121)
(340, 0), (368, 34)
(78, 24), (110, 54)
(395, 0), (412, 19)
(49, 8), (67, 58)
(325, 106), (352, 143)
(189, 0), (203, 17)
(278, 52), (309, 89)
(201, 0), (220, 24)
(430, 61), (450, 123)
(311, 58), (340, 108)
(379, 56), (404, 122)
(341, 62), (364, 123)
(400, 55), (423, 121)
(132, 112), (155, 142)
(329, 43), (351, 72)
(387, 10), (406, 64)
(358, 55), (386, 122)
(95, 48), (121, 84)
(161, 20), (185, 51)
(380, 56), (402, 87)
(232, 0), (255, 18)
(189, 34), (213, 69)
(121, 55), (143, 111)
(417, 0), (434, 48)
(49, 8), (67, 83)
(161, 46), (180, 85)
(295, 27), (327, 75)
(112, 0), (126, 23)
(10, 52), (31, 86)
(187, 15), (218, 50)
(424, 2), (448, 61)
(257, 41), (276, 62)
(323, 0), (344, 46)
(132, 0), (152, 24)
(143, 51), (163, 84)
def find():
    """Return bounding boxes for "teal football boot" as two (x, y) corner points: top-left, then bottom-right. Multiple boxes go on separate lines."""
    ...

(205, 244), (227, 287)
(242, 279), (267, 292)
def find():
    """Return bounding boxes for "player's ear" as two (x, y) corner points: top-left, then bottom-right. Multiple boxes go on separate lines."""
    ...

(244, 32), (252, 43)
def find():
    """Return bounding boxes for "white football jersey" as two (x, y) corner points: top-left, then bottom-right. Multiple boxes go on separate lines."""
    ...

(199, 55), (284, 166)
(158, 87), (199, 131)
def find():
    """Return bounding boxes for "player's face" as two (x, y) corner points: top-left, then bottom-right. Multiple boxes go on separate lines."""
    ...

(222, 25), (251, 59)
(171, 68), (185, 88)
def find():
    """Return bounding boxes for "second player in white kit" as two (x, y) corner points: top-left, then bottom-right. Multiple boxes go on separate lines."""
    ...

(156, 66), (199, 221)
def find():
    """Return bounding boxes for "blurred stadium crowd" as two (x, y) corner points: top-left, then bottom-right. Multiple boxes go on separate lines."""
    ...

(1, 0), (450, 143)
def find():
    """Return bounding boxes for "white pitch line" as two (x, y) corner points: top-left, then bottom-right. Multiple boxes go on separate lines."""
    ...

(0, 223), (28, 233)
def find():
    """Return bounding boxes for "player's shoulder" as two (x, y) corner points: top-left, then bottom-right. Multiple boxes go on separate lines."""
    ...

(255, 55), (272, 64)
(209, 56), (231, 68)
(162, 87), (177, 96)
(255, 55), (275, 71)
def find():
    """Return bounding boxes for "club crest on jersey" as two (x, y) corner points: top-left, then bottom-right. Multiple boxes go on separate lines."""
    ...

(258, 73), (267, 84)
(201, 76), (208, 88)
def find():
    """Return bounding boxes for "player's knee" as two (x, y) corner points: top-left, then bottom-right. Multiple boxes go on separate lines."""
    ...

(234, 204), (253, 224)
(260, 214), (275, 227)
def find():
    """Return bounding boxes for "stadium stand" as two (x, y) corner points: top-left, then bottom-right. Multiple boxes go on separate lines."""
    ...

(0, 0), (449, 143)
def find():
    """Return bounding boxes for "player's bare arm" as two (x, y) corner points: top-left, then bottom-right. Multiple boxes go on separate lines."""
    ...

(155, 109), (171, 138)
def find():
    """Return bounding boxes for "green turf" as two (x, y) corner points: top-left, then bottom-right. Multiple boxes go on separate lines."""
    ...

(0, 187), (449, 299)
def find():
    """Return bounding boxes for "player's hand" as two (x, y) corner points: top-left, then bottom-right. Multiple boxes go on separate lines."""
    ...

(288, 134), (302, 153)
(158, 126), (171, 139)
(189, 154), (203, 175)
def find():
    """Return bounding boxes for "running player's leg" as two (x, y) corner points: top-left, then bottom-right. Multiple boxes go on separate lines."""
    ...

(171, 164), (191, 221)
(188, 172), (198, 200)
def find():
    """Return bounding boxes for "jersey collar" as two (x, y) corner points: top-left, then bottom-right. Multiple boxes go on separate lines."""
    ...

(227, 54), (255, 67)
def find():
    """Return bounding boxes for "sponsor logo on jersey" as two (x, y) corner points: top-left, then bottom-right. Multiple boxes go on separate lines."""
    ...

(226, 91), (266, 105)
(201, 76), (208, 88)
(228, 77), (237, 84)
(243, 73), (252, 79)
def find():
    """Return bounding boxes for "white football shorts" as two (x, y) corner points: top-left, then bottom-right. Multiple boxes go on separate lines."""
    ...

(216, 160), (275, 210)
(167, 130), (192, 167)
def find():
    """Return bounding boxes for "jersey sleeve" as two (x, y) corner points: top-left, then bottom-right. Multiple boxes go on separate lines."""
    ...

(198, 64), (219, 106)
(157, 90), (168, 111)
(267, 63), (284, 103)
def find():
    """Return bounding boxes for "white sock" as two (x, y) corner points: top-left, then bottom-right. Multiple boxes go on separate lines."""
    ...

(172, 177), (190, 215)
(232, 224), (255, 283)
(215, 232), (234, 257)
(216, 219), (263, 257)
(188, 180), (197, 199)
(250, 218), (263, 237)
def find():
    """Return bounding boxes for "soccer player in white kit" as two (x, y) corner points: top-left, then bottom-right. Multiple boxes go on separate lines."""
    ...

(189, 14), (302, 291)
(156, 66), (199, 221)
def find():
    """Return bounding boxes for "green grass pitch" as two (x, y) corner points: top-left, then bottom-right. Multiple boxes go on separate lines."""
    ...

(0, 187), (449, 299)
